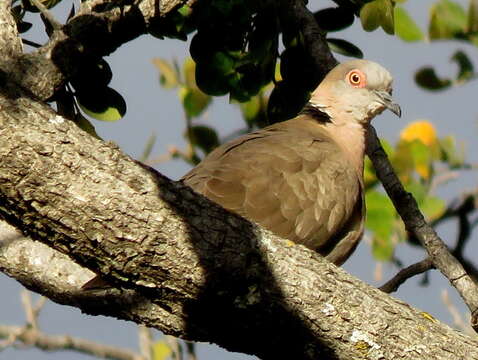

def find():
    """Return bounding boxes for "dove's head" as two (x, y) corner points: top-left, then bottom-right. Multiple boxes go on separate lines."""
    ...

(309, 60), (401, 125)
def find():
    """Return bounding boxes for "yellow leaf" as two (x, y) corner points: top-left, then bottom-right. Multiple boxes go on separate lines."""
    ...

(416, 164), (430, 179)
(152, 340), (172, 360)
(400, 120), (437, 146)
(152, 58), (179, 89)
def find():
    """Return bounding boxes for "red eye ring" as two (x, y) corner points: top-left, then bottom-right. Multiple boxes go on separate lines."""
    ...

(346, 69), (366, 88)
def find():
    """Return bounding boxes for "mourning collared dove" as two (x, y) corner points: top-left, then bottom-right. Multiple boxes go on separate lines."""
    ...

(82, 60), (399, 290)
(182, 60), (400, 265)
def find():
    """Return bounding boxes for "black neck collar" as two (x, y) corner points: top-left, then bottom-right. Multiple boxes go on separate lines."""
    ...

(299, 103), (332, 123)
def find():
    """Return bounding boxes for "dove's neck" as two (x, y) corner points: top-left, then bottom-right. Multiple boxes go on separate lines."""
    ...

(327, 121), (366, 176)
(304, 102), (367, 175)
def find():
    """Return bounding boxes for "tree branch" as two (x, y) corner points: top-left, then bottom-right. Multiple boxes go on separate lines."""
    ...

(0, 1), (23, 59)
(1, 75), (478, 359)
(279, 0), (338, 80)
(366, 126), (478, 330)
(379, 258), (434, 293)
(2, 0), (478, 358)
(0, 324), (144, 360)
(0, 0), (196, 100)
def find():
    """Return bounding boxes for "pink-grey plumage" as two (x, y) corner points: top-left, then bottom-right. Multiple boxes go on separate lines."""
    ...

(182, 59), (400, 265)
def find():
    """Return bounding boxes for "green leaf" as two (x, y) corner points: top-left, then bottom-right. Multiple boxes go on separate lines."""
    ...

(186, 125), (220, 154)
(394, 6), (424, 42)
(240, 95), (261, 124)
(78, 87), (127, 122)
(17, 21), (33, 33)
(74, 112), (100, 138)
(365, 190), (396, 261)
(414, 67), (452, 91)
(429, 0), (467, 40)
(152, 58), (179, 89)
(327, 38), (364, 58)
(23, 0), (63, 12)
(152, 340), (172, 360)
(210, 51), (236, 75)
(380, 138), (395, 158)
(364, 138), (393, 188)
(11, 5), (24, 22)
(280, 46), (318, 89)
(314, 7), (355, 32)
(468, 0), (478, 33)
(469, 33), (478, 46)
(371, 234), (395, 261)
(364, 157), (377, 189)
(410, 140), (432, 179)
(439, 135), (465, 167)
(183, 58), (196, 88)
(421, 196), (446, 220)
(41, 0), (62, 8)
(178, 4), (192, 17)
(139, 133), (156, 162)
(451, 50), (474, 83)
(392, 141), (415, 180)
(267, 81), (309, 123)
(360, 0), (395, 35)
(360, 0), (383, 31)
(405, 180), (427, 204)
(195, 62), (230, 96)
(179, 86), (211, 118)
(70, 59), (112, 90)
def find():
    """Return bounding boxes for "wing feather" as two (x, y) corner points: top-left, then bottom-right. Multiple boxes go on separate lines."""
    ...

(181, 117), (363, 261)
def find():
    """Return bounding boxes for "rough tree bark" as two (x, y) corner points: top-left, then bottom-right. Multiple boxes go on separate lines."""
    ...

(1, 1), (478, 360)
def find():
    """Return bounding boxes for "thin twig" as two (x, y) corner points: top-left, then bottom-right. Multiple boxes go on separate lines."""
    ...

(431, 188), (478, 228)
(0, 324), (145, 360)
(20, 291), (39, 329)
(21, 38), (42, 48)
(185, 341), (197, 360)
(429, 170), (459, 194)
(28, 0), (62, 30)
(379, 258), (434, 293)
(441, 289), (474, 335)
(138, 325), (153, 360)
(0, 330), (16, 350)
(165, 335), (182, 360)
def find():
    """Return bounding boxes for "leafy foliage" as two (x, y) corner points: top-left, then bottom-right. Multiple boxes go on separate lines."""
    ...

(415, 50), (476, 91)
(189, 1), (278, 102)
(429, 0), (468, 40)
(363, 121), (464, 259)
(394, 6), (424, 42)
(360, 0), (395, 35)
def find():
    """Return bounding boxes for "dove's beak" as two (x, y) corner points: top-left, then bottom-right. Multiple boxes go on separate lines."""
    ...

(375, 90), (401, 118)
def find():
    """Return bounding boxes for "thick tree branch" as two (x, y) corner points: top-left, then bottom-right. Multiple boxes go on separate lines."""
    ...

(2, 0), (478, 358)
(1, 76), (478, 359)
(279, 0), (338, 81)
(0, 2), (23, 59)
(0, 0), (195, 100)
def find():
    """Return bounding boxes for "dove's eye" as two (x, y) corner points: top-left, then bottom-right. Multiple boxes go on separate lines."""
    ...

(346, 69), (366, 88)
